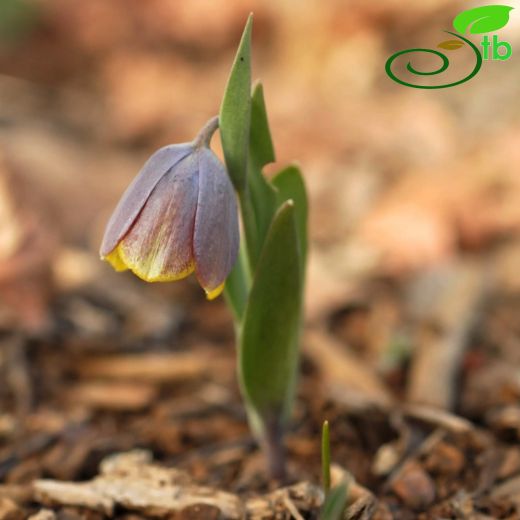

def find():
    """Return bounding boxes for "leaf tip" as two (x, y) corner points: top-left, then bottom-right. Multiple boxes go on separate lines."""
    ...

(252, 79), (263, 94)
(235, 12), (253, 60)
(244, 12), (254, 35)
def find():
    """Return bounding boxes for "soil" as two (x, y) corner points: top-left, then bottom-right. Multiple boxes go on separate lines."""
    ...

(2, 267), (520, 519)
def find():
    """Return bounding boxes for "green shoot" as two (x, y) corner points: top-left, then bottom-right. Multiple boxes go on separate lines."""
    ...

(322, 420), (331, 494)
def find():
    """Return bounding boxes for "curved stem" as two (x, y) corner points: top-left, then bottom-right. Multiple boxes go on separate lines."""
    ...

(193, 116), (219, 148)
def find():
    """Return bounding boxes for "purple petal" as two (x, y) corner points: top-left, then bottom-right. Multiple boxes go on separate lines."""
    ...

(100, 143), (193, 257)
(193, 148), (239, 292)
(116, 153), (199, 282)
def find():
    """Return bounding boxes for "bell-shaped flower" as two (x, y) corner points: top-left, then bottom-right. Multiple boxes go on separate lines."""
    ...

(99, 117), (239, 300)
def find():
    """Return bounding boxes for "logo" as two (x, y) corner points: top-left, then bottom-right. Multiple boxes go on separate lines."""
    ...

(385, 5), (513, 89)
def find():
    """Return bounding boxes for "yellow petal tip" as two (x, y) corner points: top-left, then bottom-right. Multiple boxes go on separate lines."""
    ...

(103, 248), (129, 272)
(205, 282), (225, 300)
(117, 242), (195, 283)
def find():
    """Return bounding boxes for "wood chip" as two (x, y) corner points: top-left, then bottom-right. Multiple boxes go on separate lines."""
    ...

(491, 474), (520, 509)
(497, 448), (520, 480)
(76, 352), (229, 383)
(0, 498), (23, 520)
(406, 262), (486, 410)
(330, 465), (378, 520)
(33, 450), (327, 519)
(245, 482), (322, 520)
(68, 381), (157, 411)
(423, 441), (465, 475)
(305, 328), (393, 409)
(402, 404), (474, 433)
(372, 442), (403, 477)
(27, 511), (56, 520)
(389, 460), (435, 510)
(0, 485), (32, 503)
(486, 405), (520, 438)
(34, 450), (243, 518)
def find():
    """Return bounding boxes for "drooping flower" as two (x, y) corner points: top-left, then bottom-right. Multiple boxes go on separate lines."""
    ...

(99, 117), (239, 300)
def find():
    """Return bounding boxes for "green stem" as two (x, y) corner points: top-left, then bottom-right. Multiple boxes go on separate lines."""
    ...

(237, 188), (260, 271)
(264, 415), (286, 481)
(322, 420), (331, 494)
(223, 243), (250, 322)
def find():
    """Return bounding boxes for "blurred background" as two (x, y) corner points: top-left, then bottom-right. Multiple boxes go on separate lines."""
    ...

(2, 0), (520, 516)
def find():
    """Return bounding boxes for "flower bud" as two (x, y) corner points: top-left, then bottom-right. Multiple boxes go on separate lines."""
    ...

(100, 117), (239, 300)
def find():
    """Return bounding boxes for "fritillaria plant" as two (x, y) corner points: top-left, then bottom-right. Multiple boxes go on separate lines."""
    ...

(100, 15), (307, 480)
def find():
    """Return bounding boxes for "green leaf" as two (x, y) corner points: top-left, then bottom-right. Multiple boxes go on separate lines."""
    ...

(321, 483), (349, 520)
(247, 82), (278, 261)
(250, 81), (276, 167)
(272, 165), (308, 268)
(437, 39), (465, 50)
(239, 201), (302, 433)
(219, 14), (253, 192)
(224, 243), (250, 322)
(453, 5), (513, 34)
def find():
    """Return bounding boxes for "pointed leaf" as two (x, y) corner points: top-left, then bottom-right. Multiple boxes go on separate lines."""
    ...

(247, 82), (278, 258)
(247, 162), (277, 264)
(321, 483), (349, 520)
(453, 5), (513, 34)
(437, 39), (465, 50)
(272, 165), (308, 268)
(219, 14), (253, 191)
(250, 81), (276, 167)
(239, 201), (302, 432)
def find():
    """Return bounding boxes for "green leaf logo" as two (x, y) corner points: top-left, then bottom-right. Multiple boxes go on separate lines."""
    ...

(437, 39), (465, 50)
(453, 5), (513, 34)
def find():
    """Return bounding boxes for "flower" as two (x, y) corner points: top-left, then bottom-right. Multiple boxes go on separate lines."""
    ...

(99, 117), (239, 300)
